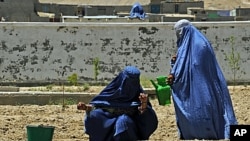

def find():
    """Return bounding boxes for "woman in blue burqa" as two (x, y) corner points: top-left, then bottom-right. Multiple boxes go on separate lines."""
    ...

(129, 2), (147, 20)
(168, 19), (238, 140)
(77, 66), (158, 141)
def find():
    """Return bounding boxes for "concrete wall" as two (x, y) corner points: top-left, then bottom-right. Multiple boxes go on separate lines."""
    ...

(0, 22), (249, 85)
(63, 17), (149, 23)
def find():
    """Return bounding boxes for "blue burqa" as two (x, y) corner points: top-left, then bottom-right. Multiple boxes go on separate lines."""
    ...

(170, 19), (238, 140)
(84, 66), (158, 141)
(129, 3), (147, 20)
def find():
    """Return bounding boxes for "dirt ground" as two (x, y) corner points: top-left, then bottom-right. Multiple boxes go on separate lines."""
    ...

(0, 86), (249, 141)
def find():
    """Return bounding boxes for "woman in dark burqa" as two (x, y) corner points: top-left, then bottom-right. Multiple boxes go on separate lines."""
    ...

(168, 19), (238, 140)
(77, 66), (158, 141)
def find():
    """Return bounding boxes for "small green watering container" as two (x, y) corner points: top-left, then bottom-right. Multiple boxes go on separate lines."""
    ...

(26, 125), (55, 141)
(150, 76), (171, 106)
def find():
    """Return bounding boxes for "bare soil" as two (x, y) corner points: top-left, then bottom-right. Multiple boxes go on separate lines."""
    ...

(0, 86), (249, 141)
(204, 0), (250, 10)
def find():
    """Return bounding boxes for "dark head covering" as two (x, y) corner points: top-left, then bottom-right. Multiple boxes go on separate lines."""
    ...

(90, 66), (143, 107)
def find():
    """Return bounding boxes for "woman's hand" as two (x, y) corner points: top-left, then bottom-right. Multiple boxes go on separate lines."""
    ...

(167, 74), (174, 85)
(171, 55), (177, 63)
(77, 102), (87, 110)
(139, 93), (148, 103)
(138, 93), (148, 114)
(77, 102), (93, 112)
(170, 54), (177, 68)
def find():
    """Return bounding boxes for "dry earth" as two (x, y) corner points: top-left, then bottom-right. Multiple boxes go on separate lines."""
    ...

(1, 1), (250, 141)
(39, 0), (250, 10)
(204, 0), (250, 10)
(0, 86), (249, 141)
(40, 0), (250, 10)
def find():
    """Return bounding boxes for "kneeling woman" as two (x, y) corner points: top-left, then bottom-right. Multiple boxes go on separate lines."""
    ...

(77, 66), (158, 141)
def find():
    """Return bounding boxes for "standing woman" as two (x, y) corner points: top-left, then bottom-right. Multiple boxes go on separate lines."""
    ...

(168, 19), (238, 140)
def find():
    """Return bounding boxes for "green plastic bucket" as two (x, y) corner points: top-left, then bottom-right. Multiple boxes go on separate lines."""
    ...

(26, 125), (55, 141)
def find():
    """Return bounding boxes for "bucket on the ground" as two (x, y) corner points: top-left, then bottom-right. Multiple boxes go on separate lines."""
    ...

(26, 125), (55, 141)
(150, 76), (171, 106)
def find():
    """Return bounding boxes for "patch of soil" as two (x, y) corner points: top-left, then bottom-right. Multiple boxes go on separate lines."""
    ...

(0, 86), (249, 141)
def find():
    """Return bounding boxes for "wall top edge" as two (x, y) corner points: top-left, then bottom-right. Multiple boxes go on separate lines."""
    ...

(0, 21), (249, 27)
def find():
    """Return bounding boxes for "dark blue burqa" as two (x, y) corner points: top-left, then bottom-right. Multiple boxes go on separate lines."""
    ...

(170, 24), (238, 139)
(129, 3), (147, 20)
(84, 66), (158, 141)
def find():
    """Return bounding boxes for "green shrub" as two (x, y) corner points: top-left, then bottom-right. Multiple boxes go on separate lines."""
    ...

(225, 36), (240, 91)
(67, 73), (78, 86)
(93, 57), (99, 81)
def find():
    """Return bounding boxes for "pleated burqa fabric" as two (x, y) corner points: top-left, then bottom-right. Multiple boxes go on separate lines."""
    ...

(84, 66), (158, 141)
(170, 19), (238, 140)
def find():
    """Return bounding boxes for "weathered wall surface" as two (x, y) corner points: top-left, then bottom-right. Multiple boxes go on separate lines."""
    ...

(0, 22), (249, 84)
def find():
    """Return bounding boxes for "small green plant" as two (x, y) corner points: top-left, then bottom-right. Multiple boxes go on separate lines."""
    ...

(225, 36), (241, 91)
(83, 83), (90, 91)
(93, 57), (99, 81)
(48, 98), (55, 105)
(67, 73), (78, 86)
(63, 98), (77, 105)
(46, 84), (53, 90)
(48, 98), (77, 105)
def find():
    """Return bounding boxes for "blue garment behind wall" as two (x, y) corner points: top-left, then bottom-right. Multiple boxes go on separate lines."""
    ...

(129, 3), (147, 20)
(170, 25), (238, 139)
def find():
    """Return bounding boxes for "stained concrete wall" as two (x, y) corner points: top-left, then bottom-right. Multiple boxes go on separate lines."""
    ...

(0, 22), (249, 84)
